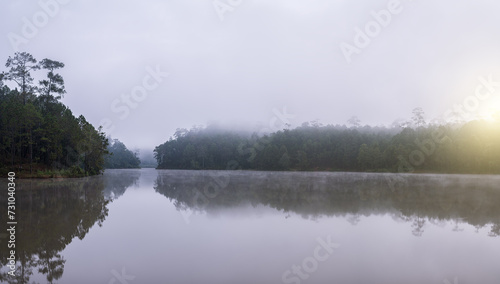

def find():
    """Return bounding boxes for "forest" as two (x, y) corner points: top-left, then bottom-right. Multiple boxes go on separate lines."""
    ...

(0, 52), (109, 177)
(2, 52), (500, 177)
(104, 139), (141, 169)
(154, 113), (500, 174)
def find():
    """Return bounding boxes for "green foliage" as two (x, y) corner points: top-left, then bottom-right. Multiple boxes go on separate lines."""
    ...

(154, 120), (500, 174)
(104, 139), (141, 169)
(0, 53), (109, 177)
(4, 52), (40, 99)
(154, 127), (245, 170)
(38, 58), (66, 99)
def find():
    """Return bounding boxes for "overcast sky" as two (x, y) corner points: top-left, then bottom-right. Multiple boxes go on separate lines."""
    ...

(2, 0), (500, 150)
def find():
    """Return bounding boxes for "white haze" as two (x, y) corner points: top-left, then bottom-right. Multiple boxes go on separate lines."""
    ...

(2, 0), (500, 152)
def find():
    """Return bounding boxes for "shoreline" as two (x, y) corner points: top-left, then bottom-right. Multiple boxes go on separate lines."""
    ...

(5, 167), (499, 179)
(153, 167), (500, 176)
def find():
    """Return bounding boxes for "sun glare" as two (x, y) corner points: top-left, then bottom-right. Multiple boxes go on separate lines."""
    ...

(479, 96), (500, 121)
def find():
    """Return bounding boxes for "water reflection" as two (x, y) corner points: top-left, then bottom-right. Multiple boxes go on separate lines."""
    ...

(155, 171), (500, 237)
(102, 169), (141, 201)
(0, 170), (139, 284)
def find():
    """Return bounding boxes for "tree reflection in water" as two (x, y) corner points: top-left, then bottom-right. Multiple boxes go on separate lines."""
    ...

(155, 171), (500, 237)
(0, 170), (139, 284)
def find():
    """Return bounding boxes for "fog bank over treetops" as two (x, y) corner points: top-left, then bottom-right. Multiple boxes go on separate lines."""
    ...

(154, 114), (500, 174)
(3, 0), (500, 149)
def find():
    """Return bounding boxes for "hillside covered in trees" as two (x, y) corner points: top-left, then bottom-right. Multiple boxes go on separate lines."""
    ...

(0, 52), (109, 177)
(154, 116), (500, 174)
(104, 139), (141, 169)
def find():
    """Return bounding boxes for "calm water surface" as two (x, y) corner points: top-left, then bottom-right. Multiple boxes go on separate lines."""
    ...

(1, 169), (499, 284)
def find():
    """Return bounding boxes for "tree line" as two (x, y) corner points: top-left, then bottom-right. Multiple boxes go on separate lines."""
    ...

(0, 52), (109, 177)
(2, 52), (498, 176)
(154, 115), (500, 174)
(104, 139), (141, 169)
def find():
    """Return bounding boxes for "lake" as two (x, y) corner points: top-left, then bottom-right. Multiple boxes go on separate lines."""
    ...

(1, 169), (499, 284)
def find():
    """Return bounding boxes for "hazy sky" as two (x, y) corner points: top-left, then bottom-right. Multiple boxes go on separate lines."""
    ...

(2, 0), (500, 150)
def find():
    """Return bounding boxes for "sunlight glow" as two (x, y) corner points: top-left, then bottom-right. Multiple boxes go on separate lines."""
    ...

(479, 96), (500, 121)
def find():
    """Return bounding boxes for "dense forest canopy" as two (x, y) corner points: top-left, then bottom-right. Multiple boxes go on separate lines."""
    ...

(154, 116), (500, 174)
(104, 139), (141, 169)
(2, 52), (499, 176)
(0, 52), (109, 177)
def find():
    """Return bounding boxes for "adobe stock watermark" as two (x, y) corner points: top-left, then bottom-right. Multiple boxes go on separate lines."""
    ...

(385, 73), (500, 192)
(213, 0), (243, 21)
(8, 0), (71, 52)
(99, 65), (169, 135)
(441, 74), (500, 123)
(282, 236), (340, 284)
(108, 267), (135, 284)
(340, 0), (407, 64)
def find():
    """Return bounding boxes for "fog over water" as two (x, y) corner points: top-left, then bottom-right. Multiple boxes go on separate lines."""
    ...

(3, 0), (500, 150)
(2, 2), (500, 283)
(1, 169), (500, 283)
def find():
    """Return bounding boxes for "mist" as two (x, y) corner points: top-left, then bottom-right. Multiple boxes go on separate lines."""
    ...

(2, 0), (500, 150)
